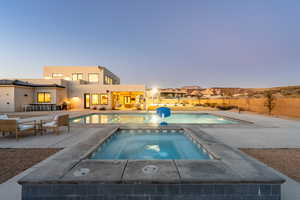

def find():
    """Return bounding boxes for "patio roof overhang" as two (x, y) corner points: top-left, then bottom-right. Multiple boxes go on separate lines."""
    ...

(0, 79), (65, 88)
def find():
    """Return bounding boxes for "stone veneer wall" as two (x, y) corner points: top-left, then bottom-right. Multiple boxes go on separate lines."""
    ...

(22, 183), (281, 200)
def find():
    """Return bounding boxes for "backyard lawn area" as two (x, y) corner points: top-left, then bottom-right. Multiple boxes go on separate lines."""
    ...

(0, 148), (61, 184)
(241, 148), (300, 182)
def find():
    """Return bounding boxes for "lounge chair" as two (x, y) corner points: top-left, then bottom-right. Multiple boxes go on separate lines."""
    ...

(0, 114), (8, 119)
(0, 119), (36, 140)
(42, 114), (70, 135)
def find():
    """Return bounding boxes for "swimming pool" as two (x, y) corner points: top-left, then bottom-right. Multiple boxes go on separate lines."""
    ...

(71, 113), (238, 124)
(90, 129), (212, 160)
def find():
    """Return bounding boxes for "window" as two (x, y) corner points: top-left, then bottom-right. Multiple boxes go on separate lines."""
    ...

(100, 95), (108, 105)
(124, 96), (131, 104)
(88, 73), (99, 83)
(72, 73), (83, 81)
(52, 73), (64, 79)
(91, 94), (99, 105)
(37, 92), (51, 103)
(104, 76), (113, 84)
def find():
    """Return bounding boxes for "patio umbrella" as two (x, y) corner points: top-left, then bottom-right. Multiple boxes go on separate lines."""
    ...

(156, 107), (171, 126)
(156, 107), (171, 118)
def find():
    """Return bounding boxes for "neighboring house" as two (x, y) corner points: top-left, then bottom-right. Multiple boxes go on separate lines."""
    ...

(154, 86), (203, 99)
(0, 66), (146, 112)
(200, 88), (216, 97)
(159, 88), (187, 99)
(0, 80), (67, 112)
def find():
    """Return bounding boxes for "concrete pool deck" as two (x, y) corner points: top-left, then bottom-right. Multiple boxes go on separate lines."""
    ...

(0, 110), (299, 199)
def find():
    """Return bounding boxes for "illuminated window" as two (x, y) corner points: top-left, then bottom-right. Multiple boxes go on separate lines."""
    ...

(88, 73), (99, 83)
(100, 95), (108, 105)
(52, 73), (64, 79)
(105, 76), (113, 84)
(72, 73), (83, 80)
(37, 92), (51, 103)
(91, 94), (99, 105)
(124, 96), (131, 104)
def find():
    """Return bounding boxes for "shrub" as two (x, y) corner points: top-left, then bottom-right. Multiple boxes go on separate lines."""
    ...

(201, 103), (209, 107)
(194, 103), (203, 107)
(238, 107), (246, 113)
(205, 103), (218, 108)
(217, 105), (237, 110)
(264, 91), (276, 115)
(211, 103), (218, 108)
(99, 107), (106, 110)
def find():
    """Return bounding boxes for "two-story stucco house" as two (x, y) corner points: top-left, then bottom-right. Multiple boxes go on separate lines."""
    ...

(0, 66), (146, 112)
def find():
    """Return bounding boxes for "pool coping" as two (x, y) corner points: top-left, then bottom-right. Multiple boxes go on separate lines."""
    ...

(18, 125), (285, 185)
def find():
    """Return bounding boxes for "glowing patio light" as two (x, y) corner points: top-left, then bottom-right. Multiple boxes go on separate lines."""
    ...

(151, 87), (159, 105)
(151, 87), (158, 95)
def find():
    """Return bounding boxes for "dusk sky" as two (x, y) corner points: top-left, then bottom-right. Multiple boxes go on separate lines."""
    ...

(0, 0), (299, 88)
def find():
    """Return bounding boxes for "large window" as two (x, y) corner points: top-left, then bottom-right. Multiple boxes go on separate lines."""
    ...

(105, 76), (113, 84)
(72, 73), (83, 81)
(88, 73), (99, 83)
(52, 73), (64, 79)
(91, 94), (99, 105)
(124, 96), (131, 104)
(37, 92), (51, 103)
(100, 95), (108, 105)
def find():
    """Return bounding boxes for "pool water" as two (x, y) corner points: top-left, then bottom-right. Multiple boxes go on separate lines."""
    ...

(90, 130), (212, 160)
(71, 113), (237, 124)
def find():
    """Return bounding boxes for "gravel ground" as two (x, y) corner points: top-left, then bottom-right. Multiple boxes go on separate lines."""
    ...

(0, 148), (61, 184)
(241, 148), (300, 182)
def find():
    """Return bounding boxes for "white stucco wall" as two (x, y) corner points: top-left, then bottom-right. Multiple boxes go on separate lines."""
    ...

(0, 86), (15, 112)
(14, 87), (34, 112)
(56, 88), (68, 105)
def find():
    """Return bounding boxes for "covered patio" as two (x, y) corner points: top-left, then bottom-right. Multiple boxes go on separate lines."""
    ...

(111, 91), (145, 110)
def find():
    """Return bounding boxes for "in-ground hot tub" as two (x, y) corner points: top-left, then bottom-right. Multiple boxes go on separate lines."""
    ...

(90, 129), (214, 160)
(19, 127), (284, 200)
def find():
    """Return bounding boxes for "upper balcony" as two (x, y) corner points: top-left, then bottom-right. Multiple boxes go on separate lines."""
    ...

(43, 66), (120, 85)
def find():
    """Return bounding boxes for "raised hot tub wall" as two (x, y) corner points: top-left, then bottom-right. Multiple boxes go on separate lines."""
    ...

(19, 126), (285, 200)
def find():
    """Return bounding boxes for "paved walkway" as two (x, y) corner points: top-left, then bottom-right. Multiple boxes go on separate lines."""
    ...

(0, 111), (299, 200)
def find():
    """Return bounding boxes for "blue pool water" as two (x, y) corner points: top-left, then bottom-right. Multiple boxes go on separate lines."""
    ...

(90, 130), (212, 160)
(71, 113), (237, 124)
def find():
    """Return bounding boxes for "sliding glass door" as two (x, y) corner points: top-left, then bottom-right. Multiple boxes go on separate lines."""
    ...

(84, 94), (90, 109)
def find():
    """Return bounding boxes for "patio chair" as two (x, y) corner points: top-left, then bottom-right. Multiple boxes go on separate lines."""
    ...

(0, 114), (8, 119)
(42, 114), (70, 135)
(0, 115), (22, 136)
(0, 115), (8, 136)
(0, 119), (36, 140)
